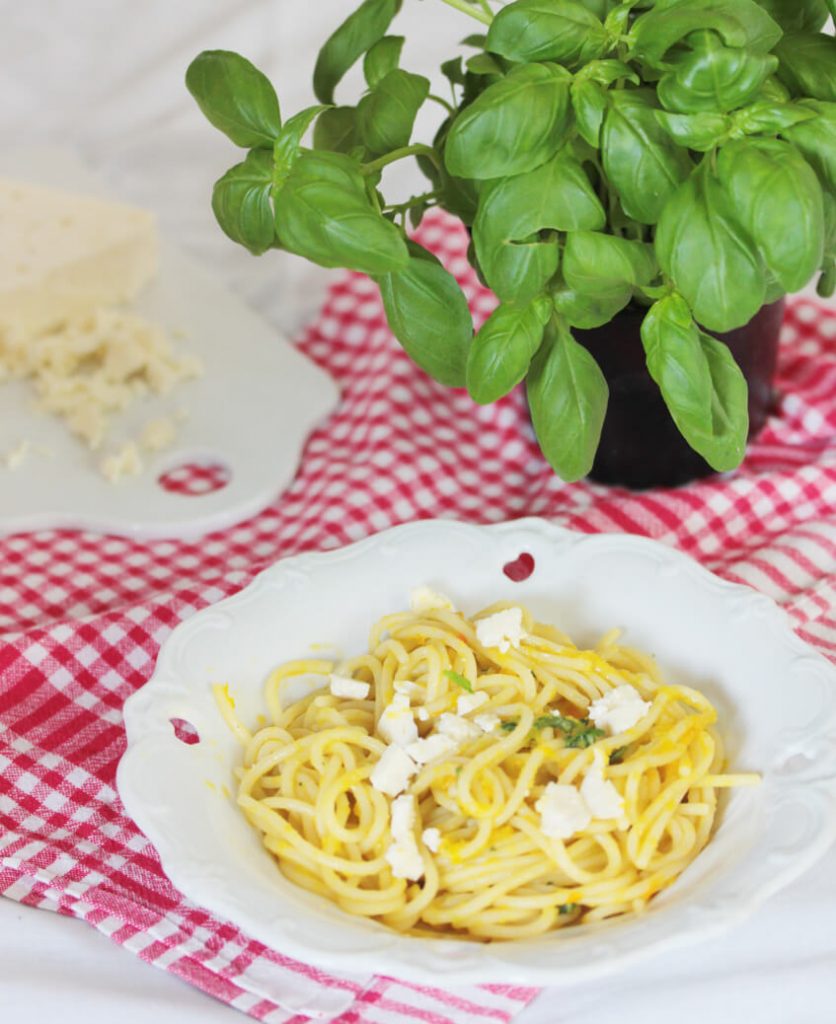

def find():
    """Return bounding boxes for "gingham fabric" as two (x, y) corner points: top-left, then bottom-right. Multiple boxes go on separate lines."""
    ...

(2, 212), (835, 1023)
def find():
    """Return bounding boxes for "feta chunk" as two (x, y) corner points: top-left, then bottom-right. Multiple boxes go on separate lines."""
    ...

(474, 712), (501, 734)
(410, 586), (454, 613)
(580, 765), (624, 820)
(436, 712), (482, 744)
(329, 674), (370, 700)
(371, 745), (418, 797)
(416, 706), (430, 722)
(589, 684), (651, 735)
(385, 794), (424, 880)
(456, 691), (489, 716)
(475, 607), (527, 653)
(378, 693), (418, 746)
(406, 733), (458, 765)
(421, 827), (441, 853)
(535, 783), (592, 840)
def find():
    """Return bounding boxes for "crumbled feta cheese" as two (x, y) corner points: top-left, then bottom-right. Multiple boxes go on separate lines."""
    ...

(416, 706), (430, 722)
(3, 439), (29, 470)
(456, 691), (489, 716)
(99, 441), (143, 483)
(422, 827), (441, 853)
(410, 586), (454, 613)
(378, 693), (419, 746)
(475, 607), (527, 653)
(589, 684), (651, 735)
(436, 712), (482, 744)
(535, 783), (592, 840)
(394, 680), (422, 697)
(474, 712), (501, 734)
(406, 733), (458, 765)
(580, 765), (624, 820)
(329, 674), (370, 700)
(140, 416), (176, 453)
(370, 745), (418, 797)
(385, 794), (424, 880)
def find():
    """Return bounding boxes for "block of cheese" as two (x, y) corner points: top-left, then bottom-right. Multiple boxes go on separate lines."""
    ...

(0, 178), (158, 343)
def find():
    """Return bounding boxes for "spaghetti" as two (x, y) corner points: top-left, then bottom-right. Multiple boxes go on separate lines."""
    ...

(216, 597), (758, 941)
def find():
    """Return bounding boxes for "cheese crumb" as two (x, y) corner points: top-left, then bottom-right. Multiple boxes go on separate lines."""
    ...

(378, 693), (419, 747)
(410, 586), (454, 613)
(536, 783), (592, 840)
(421, 827), (441, 853)
(329, 675), (370, 700)
(589, 684), (651, 735)
(456, 691), (489, 716)
(416, 707), (430, 722)
(475, 607), (527, 653)
(406, 733), (458, 765)
(3, 439), (30, 470)
(371, 745), (418, 797)
(99, 441), (143, 483)
(385, 794), (424, 881)
(474, 712), (501, 734)
(580, 764), (624, 820)
(140, 416), (177, 453)
(436, 712), (482, 744)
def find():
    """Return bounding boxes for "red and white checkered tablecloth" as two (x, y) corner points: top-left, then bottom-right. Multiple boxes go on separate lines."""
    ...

(1, 212), (835, 1023)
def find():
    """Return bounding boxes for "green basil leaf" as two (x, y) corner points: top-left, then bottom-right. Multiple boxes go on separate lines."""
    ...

(313, 106), (360, 154)
(313, 0), (401, 104)
(576, 0), (617, 18)
(562, 230), (657, 300)
(363, 35), (405, 87)
(274, 105), (329, 186)
(716, 138), (824, 292)
(775, 33), (836, 102)
(466, 298), (551, 404)
(378, 252), (473, 386)
(445, 63), (573, 180)
(656, 110), (731, 151)
(755, 0), (829, 33)
(473, 150), (605, 301)
(442, 57), (466, 87)
(552, 285), (632, 328)
(655, 163), (766, 331)
(527, 320), (609, 482)
(697, 330), (750, 470)
(357, 69), (430, 155)
(186, 50), (281, 148)
(211, 149), (276, 255)
(782, 100), (836, 190)
(572, 80), (608, 147)
(658, 31), (778, 114)
(486, 0), (609, 65)
(641, 294), (748, 471)
(461, 33), (489, 48)
(602, 90), (692, 224)
(577, 58), (639, 86)
(274, 151), (408, 274)
(466, 53), (505, 76)
(758, 76), (792, 103)
(629, 0), (783, 66)
(733, 100), (818, 134)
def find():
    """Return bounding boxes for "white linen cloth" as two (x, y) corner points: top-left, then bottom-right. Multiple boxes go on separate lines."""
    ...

(0, 2), (834, 1020)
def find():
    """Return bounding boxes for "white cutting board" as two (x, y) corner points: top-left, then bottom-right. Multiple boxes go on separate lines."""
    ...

(0, 149), (339, 540)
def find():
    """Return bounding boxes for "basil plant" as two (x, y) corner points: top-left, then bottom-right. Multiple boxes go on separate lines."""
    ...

(187, 0), (836, 482)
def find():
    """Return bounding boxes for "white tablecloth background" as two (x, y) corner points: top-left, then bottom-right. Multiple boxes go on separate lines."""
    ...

(1, 2), (834, 1019)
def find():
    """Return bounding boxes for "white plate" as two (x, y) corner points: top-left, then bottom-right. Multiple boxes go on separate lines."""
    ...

(0, 148), (338, 540)
(117, 519), (836, 985)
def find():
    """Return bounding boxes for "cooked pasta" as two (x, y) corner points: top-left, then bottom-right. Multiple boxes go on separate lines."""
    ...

(215, 594), (758, 941)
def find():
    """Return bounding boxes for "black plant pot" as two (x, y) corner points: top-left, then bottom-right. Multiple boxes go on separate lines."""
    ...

(571, 300), (785, 490)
